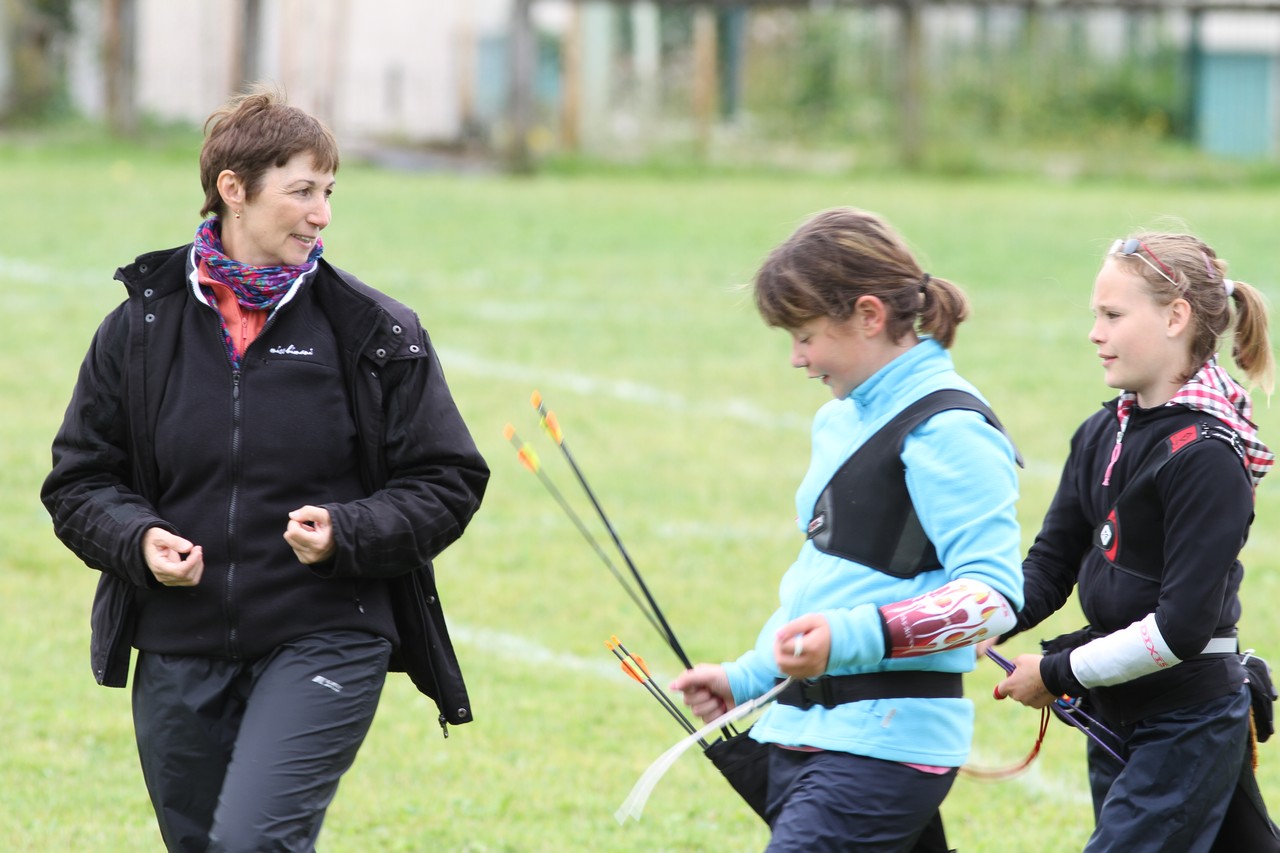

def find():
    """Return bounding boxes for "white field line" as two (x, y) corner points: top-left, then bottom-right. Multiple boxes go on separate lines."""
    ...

(437, 345), (812, 433)
(436, 346), (1063, 482)
(0, 255), (105, 287)
(449, 623), (628, 683)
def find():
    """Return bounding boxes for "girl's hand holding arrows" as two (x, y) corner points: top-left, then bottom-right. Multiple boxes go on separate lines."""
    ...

(670, 665), (736, 724)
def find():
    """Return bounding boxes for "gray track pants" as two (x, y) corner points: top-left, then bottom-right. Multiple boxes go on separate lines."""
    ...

(132, 630), (392, 852)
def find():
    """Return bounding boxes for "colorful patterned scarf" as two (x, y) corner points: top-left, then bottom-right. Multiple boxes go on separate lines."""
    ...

(193, 217), (323, 369)
(1102, 357), (1273, 487)
(193, 216), (323, 310)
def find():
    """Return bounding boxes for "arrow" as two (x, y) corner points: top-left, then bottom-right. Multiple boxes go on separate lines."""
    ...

(504, 424), (667, 641)
(607, 637), (703, 743)
(531, 391), (693, 670)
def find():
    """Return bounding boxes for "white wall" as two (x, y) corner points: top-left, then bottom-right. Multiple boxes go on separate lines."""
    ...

(67, 0), (513, 144)
(1203, 11), (1280, 52)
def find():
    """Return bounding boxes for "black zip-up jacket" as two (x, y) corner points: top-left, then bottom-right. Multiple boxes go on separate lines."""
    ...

(41, 244), (489, 731)
(1008, 400), (1252, 725)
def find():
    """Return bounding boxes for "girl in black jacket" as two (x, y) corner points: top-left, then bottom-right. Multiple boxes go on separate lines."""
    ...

(989, 231), (1276, 852)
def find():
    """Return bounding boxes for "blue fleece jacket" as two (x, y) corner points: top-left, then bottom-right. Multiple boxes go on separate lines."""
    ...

(724, 338), (1024, 767)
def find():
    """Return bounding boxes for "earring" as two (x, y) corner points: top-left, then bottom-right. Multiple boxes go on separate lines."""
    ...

(234, 211), (241, 219)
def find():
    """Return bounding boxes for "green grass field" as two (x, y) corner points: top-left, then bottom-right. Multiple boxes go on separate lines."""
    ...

(4, 133), (1280, 851)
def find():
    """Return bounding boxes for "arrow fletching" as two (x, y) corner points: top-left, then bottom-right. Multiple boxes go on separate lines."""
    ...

(503, 424), (542, 474)
(620, 659), (646, 683)
(531, 390), (564, 444)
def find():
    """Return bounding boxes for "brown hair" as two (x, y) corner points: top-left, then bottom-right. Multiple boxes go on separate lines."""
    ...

(753, 207), (969, 348)
(1109, 231), (1274, 394)
(199, 84), (340, 218)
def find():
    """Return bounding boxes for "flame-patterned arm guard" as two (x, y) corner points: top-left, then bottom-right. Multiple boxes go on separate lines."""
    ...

(879, 578), (1018, 659)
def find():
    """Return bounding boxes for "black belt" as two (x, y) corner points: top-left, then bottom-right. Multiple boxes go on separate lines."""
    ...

(776, 672), (963, 710)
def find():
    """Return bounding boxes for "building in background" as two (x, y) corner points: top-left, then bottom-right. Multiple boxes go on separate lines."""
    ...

(65, 0), (515, 148)
(1195, 12), (1280, 158)
(4, 1), (1279, 165)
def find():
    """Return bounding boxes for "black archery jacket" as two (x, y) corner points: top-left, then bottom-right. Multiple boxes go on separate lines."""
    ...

(41, 243), (489, 729)
(1010, 400), (1251, 725)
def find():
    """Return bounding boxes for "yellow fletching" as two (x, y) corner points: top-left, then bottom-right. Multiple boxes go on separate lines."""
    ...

(517, 446), (540, 473)
(542, 411), (564, 444)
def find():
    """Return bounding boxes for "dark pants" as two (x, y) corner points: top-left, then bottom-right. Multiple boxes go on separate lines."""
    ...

(765, 748), (957, 853)
(132, 630), (392, 853)
(1084, 687), (1250, 853)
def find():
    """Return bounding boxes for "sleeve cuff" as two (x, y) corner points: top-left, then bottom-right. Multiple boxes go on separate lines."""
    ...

(823, 602), (889, 670)
(1040, 651), (1088, 698)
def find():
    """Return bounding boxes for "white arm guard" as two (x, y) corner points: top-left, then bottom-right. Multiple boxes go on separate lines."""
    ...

(1069, 613), (1181, 688)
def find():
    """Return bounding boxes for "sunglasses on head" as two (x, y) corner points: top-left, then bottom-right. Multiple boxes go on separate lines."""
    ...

(1109, 238), (1181, 289)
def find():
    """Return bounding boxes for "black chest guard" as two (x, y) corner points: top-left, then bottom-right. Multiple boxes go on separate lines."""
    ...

(1094, 419), (1245, 582)
(805, 389), (1021, 579)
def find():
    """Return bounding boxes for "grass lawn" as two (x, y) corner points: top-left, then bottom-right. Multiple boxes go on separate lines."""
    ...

(3, 132), (1279, 851)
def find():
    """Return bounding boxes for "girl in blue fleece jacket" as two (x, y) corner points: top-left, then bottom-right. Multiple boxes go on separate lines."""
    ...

(672, 208), (1024, 852)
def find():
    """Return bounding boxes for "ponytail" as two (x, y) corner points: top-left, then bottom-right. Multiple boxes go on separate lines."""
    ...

(917, 275), (969, 349)
(753, 207), (971, 349)
(1227, 279), (1275, 395)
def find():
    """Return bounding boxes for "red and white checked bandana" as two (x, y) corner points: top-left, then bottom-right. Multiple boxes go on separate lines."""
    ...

(1102, 357), (1273, 487)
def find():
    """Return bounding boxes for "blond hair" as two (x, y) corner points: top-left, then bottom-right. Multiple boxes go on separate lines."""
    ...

(1109, 232), (1274, 394)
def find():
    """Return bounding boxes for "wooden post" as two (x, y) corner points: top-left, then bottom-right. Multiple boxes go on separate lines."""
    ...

(229, 0), (262, 92)
(1187, 8), (1203, 145)
(693, 7), (718, 158)
(898, 0), (923, 170)
(507, 0), (536, 174)
(103, 0), (138, 136)
(632, 1), (661, 123)
(243, 0), (261, 85)
(560, 0), (583, 152)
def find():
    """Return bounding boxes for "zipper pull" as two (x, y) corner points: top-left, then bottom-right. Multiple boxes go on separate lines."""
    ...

(1102, 430), (1123, 486)
(438, 714), (450, 739)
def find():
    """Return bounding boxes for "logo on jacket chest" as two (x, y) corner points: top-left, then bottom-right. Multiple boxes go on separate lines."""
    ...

(1094, 509), (1120, 563)
(268, 344), (316, 357)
